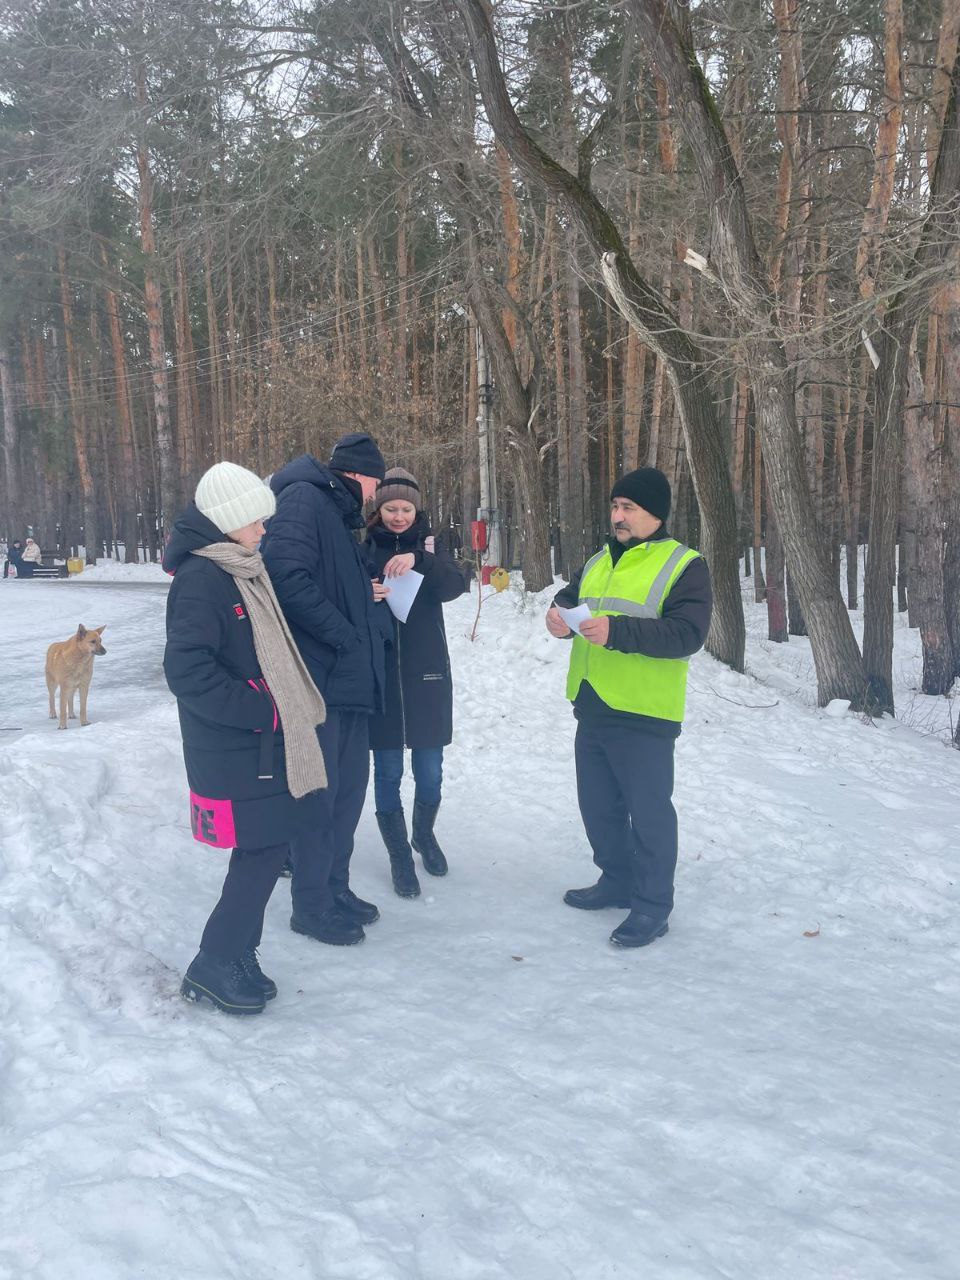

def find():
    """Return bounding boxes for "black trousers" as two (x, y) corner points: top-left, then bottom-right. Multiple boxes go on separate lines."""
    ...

(290, 709), (370, 918)
(574, 720), (678, 917)
(199, 843), (290, 960)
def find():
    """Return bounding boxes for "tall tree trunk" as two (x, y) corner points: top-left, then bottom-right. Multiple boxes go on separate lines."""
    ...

(173, 246), (197, 485)
(550, 223), (571, 577)
(863, 38), (960, 711)
(102, 251), (142, 562)
(563, 217), (590, 572)
(605, 298), (619, 492)
(135, 66), (177, 541)
(204, 240), (225, 458)
(752, 433), (765, 603)
(0, 337), (20, 540)
(942, 281), (960, 676)
(765, 488), (788, 642)
(58, 247), (98, 564)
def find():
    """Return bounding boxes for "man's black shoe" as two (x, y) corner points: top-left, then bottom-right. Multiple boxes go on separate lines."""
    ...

(563, 881), (631, 911)
(334, 889), (380, 925)
(290, 909), (365, 946)
(610, 912), (670, 948)
(180, 950), (266, 1014)
(240, 947), (278, 1000)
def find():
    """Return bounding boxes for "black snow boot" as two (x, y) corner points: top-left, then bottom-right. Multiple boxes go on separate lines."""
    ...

(376, 810), (421, 898)
(240, 947), (278, 1000)
(181, 950), (266, 1015)
(411, 800), (448, 877)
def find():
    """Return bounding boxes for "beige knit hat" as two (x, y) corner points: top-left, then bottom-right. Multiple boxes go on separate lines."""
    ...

(374, 466), (421, 511)
(195, 461), (276, 533)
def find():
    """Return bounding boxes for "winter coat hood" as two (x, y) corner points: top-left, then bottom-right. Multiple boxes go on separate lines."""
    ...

(163, 501), (227, 574)
(271, 455), (365, 530)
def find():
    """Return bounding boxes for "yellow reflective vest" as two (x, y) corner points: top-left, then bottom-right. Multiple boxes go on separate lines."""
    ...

(565, 538), (701, 723)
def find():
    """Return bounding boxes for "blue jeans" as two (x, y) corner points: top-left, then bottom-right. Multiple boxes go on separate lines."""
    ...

(373, 747), (444, 813)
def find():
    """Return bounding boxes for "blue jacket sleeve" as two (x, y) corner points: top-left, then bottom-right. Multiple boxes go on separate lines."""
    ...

(164, 584), (274, 731)
(262, 484), (361, 651)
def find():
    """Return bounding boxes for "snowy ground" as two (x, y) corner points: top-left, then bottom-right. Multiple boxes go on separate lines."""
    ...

(1, 566), (958, 1279)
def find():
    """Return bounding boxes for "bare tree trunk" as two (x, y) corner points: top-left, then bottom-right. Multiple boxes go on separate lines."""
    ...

(135, 66), (177, 540)
(173, 247), (196, 484)
(563, 217), (590, 572)
(605, 298), (619, 491)
(461, 316), (479, 535)
(550, 223), (571, 577)
(848, 356), (868, 608)
(752, 433), (765, 603)
(0, 337), (20, 540)
(58, 247), (98, 564)
(943, 281), (960, 675)
(765, 489), (788, 643)
(496, 142), (523, 352)
(102, 253), (142, 563)
(204, 240), (225, 458)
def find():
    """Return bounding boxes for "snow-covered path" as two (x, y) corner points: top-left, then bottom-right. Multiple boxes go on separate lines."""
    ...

(1, 572), (958, 1279)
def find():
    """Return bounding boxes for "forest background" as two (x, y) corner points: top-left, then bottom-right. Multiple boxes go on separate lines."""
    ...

(1, 0), (958, 721)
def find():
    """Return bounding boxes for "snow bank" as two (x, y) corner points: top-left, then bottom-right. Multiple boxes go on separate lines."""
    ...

(0, 575), (958, 1278)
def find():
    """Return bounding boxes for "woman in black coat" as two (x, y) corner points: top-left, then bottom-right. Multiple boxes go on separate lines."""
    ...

(164, 461), (327, 1015)
(364, 467), (469, 898)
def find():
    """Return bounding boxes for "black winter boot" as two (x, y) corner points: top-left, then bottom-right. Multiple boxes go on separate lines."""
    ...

(610, 911), (670, 949)
(290, 908), (364, 945)
(181, 950), (266, 1015)
(240, 947), (278, 1000)
(377, 810), (421, 898)
(411, 800), (448, 877)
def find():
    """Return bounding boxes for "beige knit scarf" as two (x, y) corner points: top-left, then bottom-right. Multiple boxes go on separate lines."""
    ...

(193, 542), (327, 799)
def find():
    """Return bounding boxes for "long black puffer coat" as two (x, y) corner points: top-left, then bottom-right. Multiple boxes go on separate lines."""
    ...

(163, 503), (325, 850)
(364, 514), (470, 750)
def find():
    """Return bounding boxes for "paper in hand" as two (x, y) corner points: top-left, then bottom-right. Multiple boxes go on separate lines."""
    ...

(558, 603), (593, 636)
(384, 570), (424, 623)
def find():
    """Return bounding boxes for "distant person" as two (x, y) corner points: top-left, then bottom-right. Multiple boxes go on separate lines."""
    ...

(262, 432), (390, 946)
(363, 467), (470, 897)
(546, 467), (712, 949)
(19, 537), (42, 578)
(3, 539), (24, 578)
(163, 461), (328, 1016)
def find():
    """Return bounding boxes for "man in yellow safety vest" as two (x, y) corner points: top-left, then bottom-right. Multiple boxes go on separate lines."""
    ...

(546, 467), (712, 948)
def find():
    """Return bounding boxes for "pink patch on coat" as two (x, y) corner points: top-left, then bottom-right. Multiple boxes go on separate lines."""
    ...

(190, 793), (237, 848)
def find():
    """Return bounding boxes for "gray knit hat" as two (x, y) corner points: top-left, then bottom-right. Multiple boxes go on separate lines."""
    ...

(195, 461), (276, 533)
(374, 467), (422, 511)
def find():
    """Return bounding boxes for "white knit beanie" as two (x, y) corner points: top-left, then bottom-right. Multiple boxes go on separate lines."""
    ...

(195, 461), (276, 533)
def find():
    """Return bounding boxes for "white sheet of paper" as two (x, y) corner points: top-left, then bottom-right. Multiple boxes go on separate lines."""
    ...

(558, 603), (593, 636)
(384, 569), (424, 623)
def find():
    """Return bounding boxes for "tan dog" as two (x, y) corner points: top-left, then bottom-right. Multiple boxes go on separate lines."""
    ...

(45, 625), (107, 729)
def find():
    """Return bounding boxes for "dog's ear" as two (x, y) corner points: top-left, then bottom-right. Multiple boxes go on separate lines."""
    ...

(96, 625), (106, 633)
(76, 624), (87, 638)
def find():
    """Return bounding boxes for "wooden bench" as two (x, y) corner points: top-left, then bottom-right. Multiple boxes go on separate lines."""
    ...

(34, 549), (69, 579)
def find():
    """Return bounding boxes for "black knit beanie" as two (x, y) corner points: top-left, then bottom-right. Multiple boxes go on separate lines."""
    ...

(329, 432), (386, 480)
(610, 467), (671, 522)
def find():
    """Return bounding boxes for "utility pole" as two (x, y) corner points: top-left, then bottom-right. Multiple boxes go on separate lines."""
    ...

(475, 323), (501, 566)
